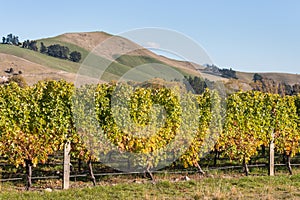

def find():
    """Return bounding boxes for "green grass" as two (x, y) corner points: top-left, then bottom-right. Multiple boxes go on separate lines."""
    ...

(114, 54), (192, 79)
(66, 50), (192, 82)
(1, 173), (300, 199)
(115, 55), (165, 68)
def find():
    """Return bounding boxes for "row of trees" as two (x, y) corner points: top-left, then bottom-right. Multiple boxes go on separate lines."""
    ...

(219, 68), (237, 79)
(22, 41), (81, 62)
(1, 33), (81, 63)
(0, 80), (299, 189)
(203, 65), (237, 79)
(41, 43), (81, 62)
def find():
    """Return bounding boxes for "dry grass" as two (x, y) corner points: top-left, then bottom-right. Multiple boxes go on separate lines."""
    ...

(0, 53), (78, 85)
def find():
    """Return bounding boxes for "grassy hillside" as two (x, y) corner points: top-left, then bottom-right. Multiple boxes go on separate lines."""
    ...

(0, 31), (298, 86)
(40, 34), (197, 78)
(0, 44), (129, 84)
(0, 34), (197, 84)
(55, 32), (202, 76)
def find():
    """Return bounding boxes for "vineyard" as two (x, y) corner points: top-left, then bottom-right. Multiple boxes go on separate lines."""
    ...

(0, 80), (299, 190)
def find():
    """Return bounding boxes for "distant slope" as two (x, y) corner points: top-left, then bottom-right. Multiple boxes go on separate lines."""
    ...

(237, 71), (300, 85)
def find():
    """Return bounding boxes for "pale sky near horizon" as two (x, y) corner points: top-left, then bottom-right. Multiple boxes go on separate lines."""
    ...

(1, 0), (299, 74)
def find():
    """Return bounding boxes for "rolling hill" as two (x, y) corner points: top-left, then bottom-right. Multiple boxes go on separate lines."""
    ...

(0, 31), (299, 86)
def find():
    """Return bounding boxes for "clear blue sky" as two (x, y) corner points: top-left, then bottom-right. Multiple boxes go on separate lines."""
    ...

(1, 0), (299, 74)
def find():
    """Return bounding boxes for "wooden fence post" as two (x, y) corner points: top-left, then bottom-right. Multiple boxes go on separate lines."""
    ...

(63, 141), (71, 189)
(269, 132), (275, 176)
